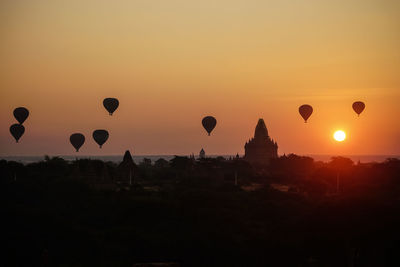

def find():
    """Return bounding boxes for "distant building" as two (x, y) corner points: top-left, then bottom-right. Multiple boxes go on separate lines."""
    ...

(244, 118), (278, 165)
(118, 150), (137, 185)
(199, 148), (206, 159)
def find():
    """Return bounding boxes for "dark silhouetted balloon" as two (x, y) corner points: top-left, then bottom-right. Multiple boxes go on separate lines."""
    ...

(202, 116), (217, 136)
(352, 101), (365, 116)
(103, 98), (119, 115)
(10, 124), (25, 143)
(93, 130), (109, 148)
(299, 104), (313, 123)
(13, 107), (29, 124)
(70, 133), (85, 152)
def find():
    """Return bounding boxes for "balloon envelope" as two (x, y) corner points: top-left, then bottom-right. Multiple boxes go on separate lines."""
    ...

(70, 133), (85, 152)
(202, 116), (217, 136)
(299, 105), (313, 123)
(10, 124), (25, 143)
(103, 98), (119, 115)
(93, 130), (109, 148)
(352, 101), (365, 116)
(13, 107), (29, 124)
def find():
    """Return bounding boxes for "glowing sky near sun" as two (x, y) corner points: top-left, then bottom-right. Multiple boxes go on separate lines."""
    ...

(1, 0), (399, 156)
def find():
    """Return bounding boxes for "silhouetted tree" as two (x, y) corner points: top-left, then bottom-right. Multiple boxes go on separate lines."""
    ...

(140, 158), (152, 167)
(329, 156), (354, 193)
(154, 158), (169, 168)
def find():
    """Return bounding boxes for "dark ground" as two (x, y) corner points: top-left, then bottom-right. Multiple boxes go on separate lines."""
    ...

(2, 156), (400, 266)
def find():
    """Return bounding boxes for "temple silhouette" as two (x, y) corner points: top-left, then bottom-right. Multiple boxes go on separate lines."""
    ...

(199, 148), (205, 159)
(244, 118), (278, 165)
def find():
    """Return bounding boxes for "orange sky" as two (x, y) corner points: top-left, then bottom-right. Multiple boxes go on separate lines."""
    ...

(1, 0), (399, 156)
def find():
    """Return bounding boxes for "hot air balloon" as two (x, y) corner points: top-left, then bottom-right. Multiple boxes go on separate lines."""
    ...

(299, 105), (313, 123)
(202, 116), (217, 136)
(352, 101), (365, 116)
(70, 133), (85, 152)
(13, 107), (29, 124)
(93, 130), (109, 148)
(10, 124), (25, 143)
(103, 98), (119, 115)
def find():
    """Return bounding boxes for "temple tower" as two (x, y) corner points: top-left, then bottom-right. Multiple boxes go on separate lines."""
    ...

(244, 119), (278, 165)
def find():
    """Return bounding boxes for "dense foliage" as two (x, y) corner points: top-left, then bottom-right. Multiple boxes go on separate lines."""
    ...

(2, 155), (400, 266)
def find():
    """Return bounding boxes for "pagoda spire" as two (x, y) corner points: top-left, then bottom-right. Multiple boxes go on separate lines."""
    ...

(254, 118), (269, 140)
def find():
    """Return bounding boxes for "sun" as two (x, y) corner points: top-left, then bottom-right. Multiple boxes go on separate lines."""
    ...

(333, 130), (346, 142)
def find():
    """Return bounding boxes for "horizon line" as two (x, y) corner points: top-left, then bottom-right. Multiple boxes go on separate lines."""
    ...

(1, 154), (399, 157)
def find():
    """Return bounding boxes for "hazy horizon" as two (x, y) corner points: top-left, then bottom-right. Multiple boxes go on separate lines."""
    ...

(1, 154), (398, 165)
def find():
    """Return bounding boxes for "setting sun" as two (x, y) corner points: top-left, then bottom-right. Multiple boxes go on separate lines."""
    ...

(333, 130), (346, 142)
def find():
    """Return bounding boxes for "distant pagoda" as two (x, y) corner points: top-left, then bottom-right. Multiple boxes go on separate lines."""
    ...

(199, 148), (206, 159)
(244, 119), (278, 165)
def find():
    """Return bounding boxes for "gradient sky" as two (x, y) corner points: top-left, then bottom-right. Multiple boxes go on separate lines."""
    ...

(1, 0), (399, 156)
